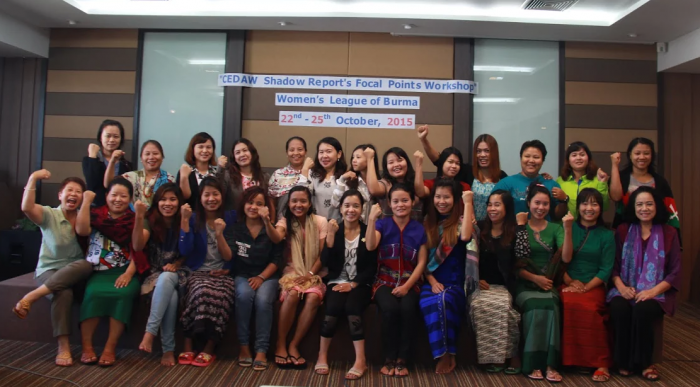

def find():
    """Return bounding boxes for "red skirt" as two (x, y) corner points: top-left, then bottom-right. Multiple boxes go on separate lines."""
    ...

(560, 286), (612, 368)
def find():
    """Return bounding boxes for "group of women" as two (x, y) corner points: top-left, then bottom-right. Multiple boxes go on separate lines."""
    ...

(11, 119), (681, 383)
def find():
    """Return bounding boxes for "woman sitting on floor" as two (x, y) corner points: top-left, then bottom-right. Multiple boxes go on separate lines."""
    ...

(135, 183), (191, 367)
(607, 186), (681, 381)
(419, 179), (474, 374)
(76, 177), (149, 367)
(177, 177), (236, 368)
(13, 170), (93, 367)
(560, 188), (614, 382)
(315, 189), (378, 380)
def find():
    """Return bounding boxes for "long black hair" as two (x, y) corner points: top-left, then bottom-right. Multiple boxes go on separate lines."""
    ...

(310, 137), (347, 180)
(284, 185), (316, 234)
(622, 137), (656, 175)
(195, 176), (225, 231)
(624, 186), (668, 225)
(381, 147), (415, 185)
(435, 147), (464, 178)
(576, 188), (605, 227)
(480, 189), (516, 249)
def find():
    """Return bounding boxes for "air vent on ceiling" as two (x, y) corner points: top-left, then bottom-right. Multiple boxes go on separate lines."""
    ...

(522, 0), (579, 12)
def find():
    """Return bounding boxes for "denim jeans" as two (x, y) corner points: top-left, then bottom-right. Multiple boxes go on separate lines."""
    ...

(146, 272), (179, 353)
(234, 276), (278, 353)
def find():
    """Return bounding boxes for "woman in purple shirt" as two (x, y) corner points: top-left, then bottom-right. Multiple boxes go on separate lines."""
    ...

(607, 186), (681, 382)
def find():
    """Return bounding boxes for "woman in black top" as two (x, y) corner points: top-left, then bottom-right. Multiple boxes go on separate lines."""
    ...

(226, 186), (283, 371)
(315, 189), (377, 380)
(469, 189), (528, 373)
(177, 132), (224, 209)
(82, 119), (133, 206)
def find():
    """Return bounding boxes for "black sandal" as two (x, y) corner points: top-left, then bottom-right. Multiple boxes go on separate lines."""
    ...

(395, 359), (409, 377)
(381, 360), (395, 376)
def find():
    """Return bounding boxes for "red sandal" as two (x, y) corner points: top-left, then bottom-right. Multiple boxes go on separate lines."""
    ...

(191, 352), (216, 367)
(178, 352), (196, 365)
(642, 365), (660, 382)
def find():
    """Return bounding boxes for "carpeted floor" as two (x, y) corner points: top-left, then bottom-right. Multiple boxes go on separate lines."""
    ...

(2, 303), (700, 387)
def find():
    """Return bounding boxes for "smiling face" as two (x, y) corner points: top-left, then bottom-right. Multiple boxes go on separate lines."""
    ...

(288, 191), (311, 218)
(194, 140), (214, 165)
(390, 189), (413, 218)
(578, 196), (600, 224)
(59, 182), (84, 211)
(521, 147), (544, 176)
(141, 143), (164, 172)
(475, 141), (491, 168)
(634, 192), (656, 222)
(352, 149), (368, 173)
(568, 148), (589, 173)
(433, 187), (455, 215)
(317, 143), (339, 170)
(200, 186), (222, 212)
(528, 192), (550, 220)
(244, 193), (265, 220)
(106, 184), (130, 215)
(234, 143), (252, 168)
(630, 144), (653, 171)
(341, 194), (362, 223)
(158, 191), (179, 218)
(442, 155), (461, 178)
(100, 125), (121, 153)
(386, 152), (408, 179)
(287, 139), (306, 168)
(486, 194), (506, 223)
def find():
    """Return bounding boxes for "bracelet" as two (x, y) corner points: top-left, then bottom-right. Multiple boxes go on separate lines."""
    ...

(24, 187), (36, 191)
(257, 274), (266, 281)
(308, 270), (314, 276)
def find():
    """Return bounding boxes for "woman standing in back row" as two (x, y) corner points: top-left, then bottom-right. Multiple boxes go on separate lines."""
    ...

(220, 138), (269, 211)
(296, 137), (347, 221)
(83, 120), (133, 207)
(268, 136), (309, 216)
(177, 132), (223, 209)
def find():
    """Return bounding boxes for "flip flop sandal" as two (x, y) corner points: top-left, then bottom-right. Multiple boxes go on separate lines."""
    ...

(394, 361), (408, 378)
(485, 365), (505, 373)
(275, 355), (294, 369)
(178, 352), (196, 365)
(546, 370), (563, 383)
(314, 363), (330, 375)
(381, 360), (395, 376)
(55, 352), (73, 367)
(527, 371), (544, 380)
(642, 366), (660, 382)
(253, 360), (269, 371)
(12, 299), (30, 319)
(289, 355), (307, 370)
(238, 357), (253, 367)
(345, 367), (365, 380)
(191, 353), (216, 367)
(592, 369), (611, 383)
(80, 352), (98, 365)
(504, 367), (521, 375)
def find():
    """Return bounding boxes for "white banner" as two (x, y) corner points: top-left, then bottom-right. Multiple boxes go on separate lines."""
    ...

(220, 73), (478, 94)
(275, 93), (420, 109)
(279, 111), (415, 129)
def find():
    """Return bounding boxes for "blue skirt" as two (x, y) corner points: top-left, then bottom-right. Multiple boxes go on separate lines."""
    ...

(419, 284), (466, 359)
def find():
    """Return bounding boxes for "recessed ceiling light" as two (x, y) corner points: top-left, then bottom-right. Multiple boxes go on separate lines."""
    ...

(278, 21), (288, 26)
(170, 110), (176, 114)
(68, 20), (78, 25)
(628, 33), (638, 38)
(403, 24), (415, 30)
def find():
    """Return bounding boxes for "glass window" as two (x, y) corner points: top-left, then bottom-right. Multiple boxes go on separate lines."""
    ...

(473, 39), (559, 176)
(138, 32), (226, 176)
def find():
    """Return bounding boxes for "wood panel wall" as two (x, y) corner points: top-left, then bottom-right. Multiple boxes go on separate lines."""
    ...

(0, 58), (46, 229)
(661, 73), (700, 304)
(41, 29), (138, 206)
(563, 42), (658, 222)
(241, 31), (455, 172)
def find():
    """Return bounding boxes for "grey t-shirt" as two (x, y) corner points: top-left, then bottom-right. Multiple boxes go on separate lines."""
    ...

(198, 225), (224, 271)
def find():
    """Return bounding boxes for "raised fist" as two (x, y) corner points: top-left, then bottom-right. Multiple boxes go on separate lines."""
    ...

(214, 218), (226, 235)
(83, 190), (96, 203)
(413, 150), (424, 163)
(328, 219), (339, 234)
(417, 125), (429, 140)
(111, 150), (125, 163)
(462, 190), (473, 204)
(562, 211), (574, 228)
(180, 163), (192, 177)
(181, 204), (193, 221)
(369, 203), (382, 221)
(134, 200), (148, 218)
(88, 144), (101, 158)
(218, 155), (228, 169)
(610, 152), (621, 167)
(597, 168), (609, 183)
(31, 169), (51, 181)
(363, 147), (375, 160)
(516, 212), (529, 226)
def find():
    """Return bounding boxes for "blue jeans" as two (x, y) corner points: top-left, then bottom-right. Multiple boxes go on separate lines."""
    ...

(146, 272), (179, 353)
(234, 276), (278, 354)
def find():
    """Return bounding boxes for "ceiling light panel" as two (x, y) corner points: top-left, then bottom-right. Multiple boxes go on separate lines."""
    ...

(62, 0), (650, 26)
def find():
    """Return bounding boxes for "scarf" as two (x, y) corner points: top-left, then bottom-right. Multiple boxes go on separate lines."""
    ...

(427, 217), (463, 273)
(278, 214), (322, 293)
(465, 227), (480, 297)
(90, 205), (150, 274)
(129, 169), (170, 211)
(606, 224), (666, 303)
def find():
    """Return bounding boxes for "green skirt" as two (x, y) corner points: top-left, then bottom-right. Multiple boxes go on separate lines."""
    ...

(515, 281), (561, 373)
(80, 265), (140, 325)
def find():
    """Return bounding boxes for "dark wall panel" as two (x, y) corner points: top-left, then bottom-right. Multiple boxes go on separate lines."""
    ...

(566, 105), (657, 129)
(45, 93), (134, 117)
(565, 58), (657, 84)
(48, 48), (138, 71)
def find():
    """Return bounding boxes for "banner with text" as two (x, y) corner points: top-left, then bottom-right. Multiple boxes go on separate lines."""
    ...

(279, 111), (415, 129)
(275, 93), (420, 109)
(220, 73), (478, 94)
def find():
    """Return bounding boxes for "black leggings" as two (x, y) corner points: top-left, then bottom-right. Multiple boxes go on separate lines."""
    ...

(609, 297), (665, 371)
(374, 285), (419, 361)
(320, 284), (371, 341)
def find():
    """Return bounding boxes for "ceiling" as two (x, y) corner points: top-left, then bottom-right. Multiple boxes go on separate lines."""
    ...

(0, 0), (699, 45)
